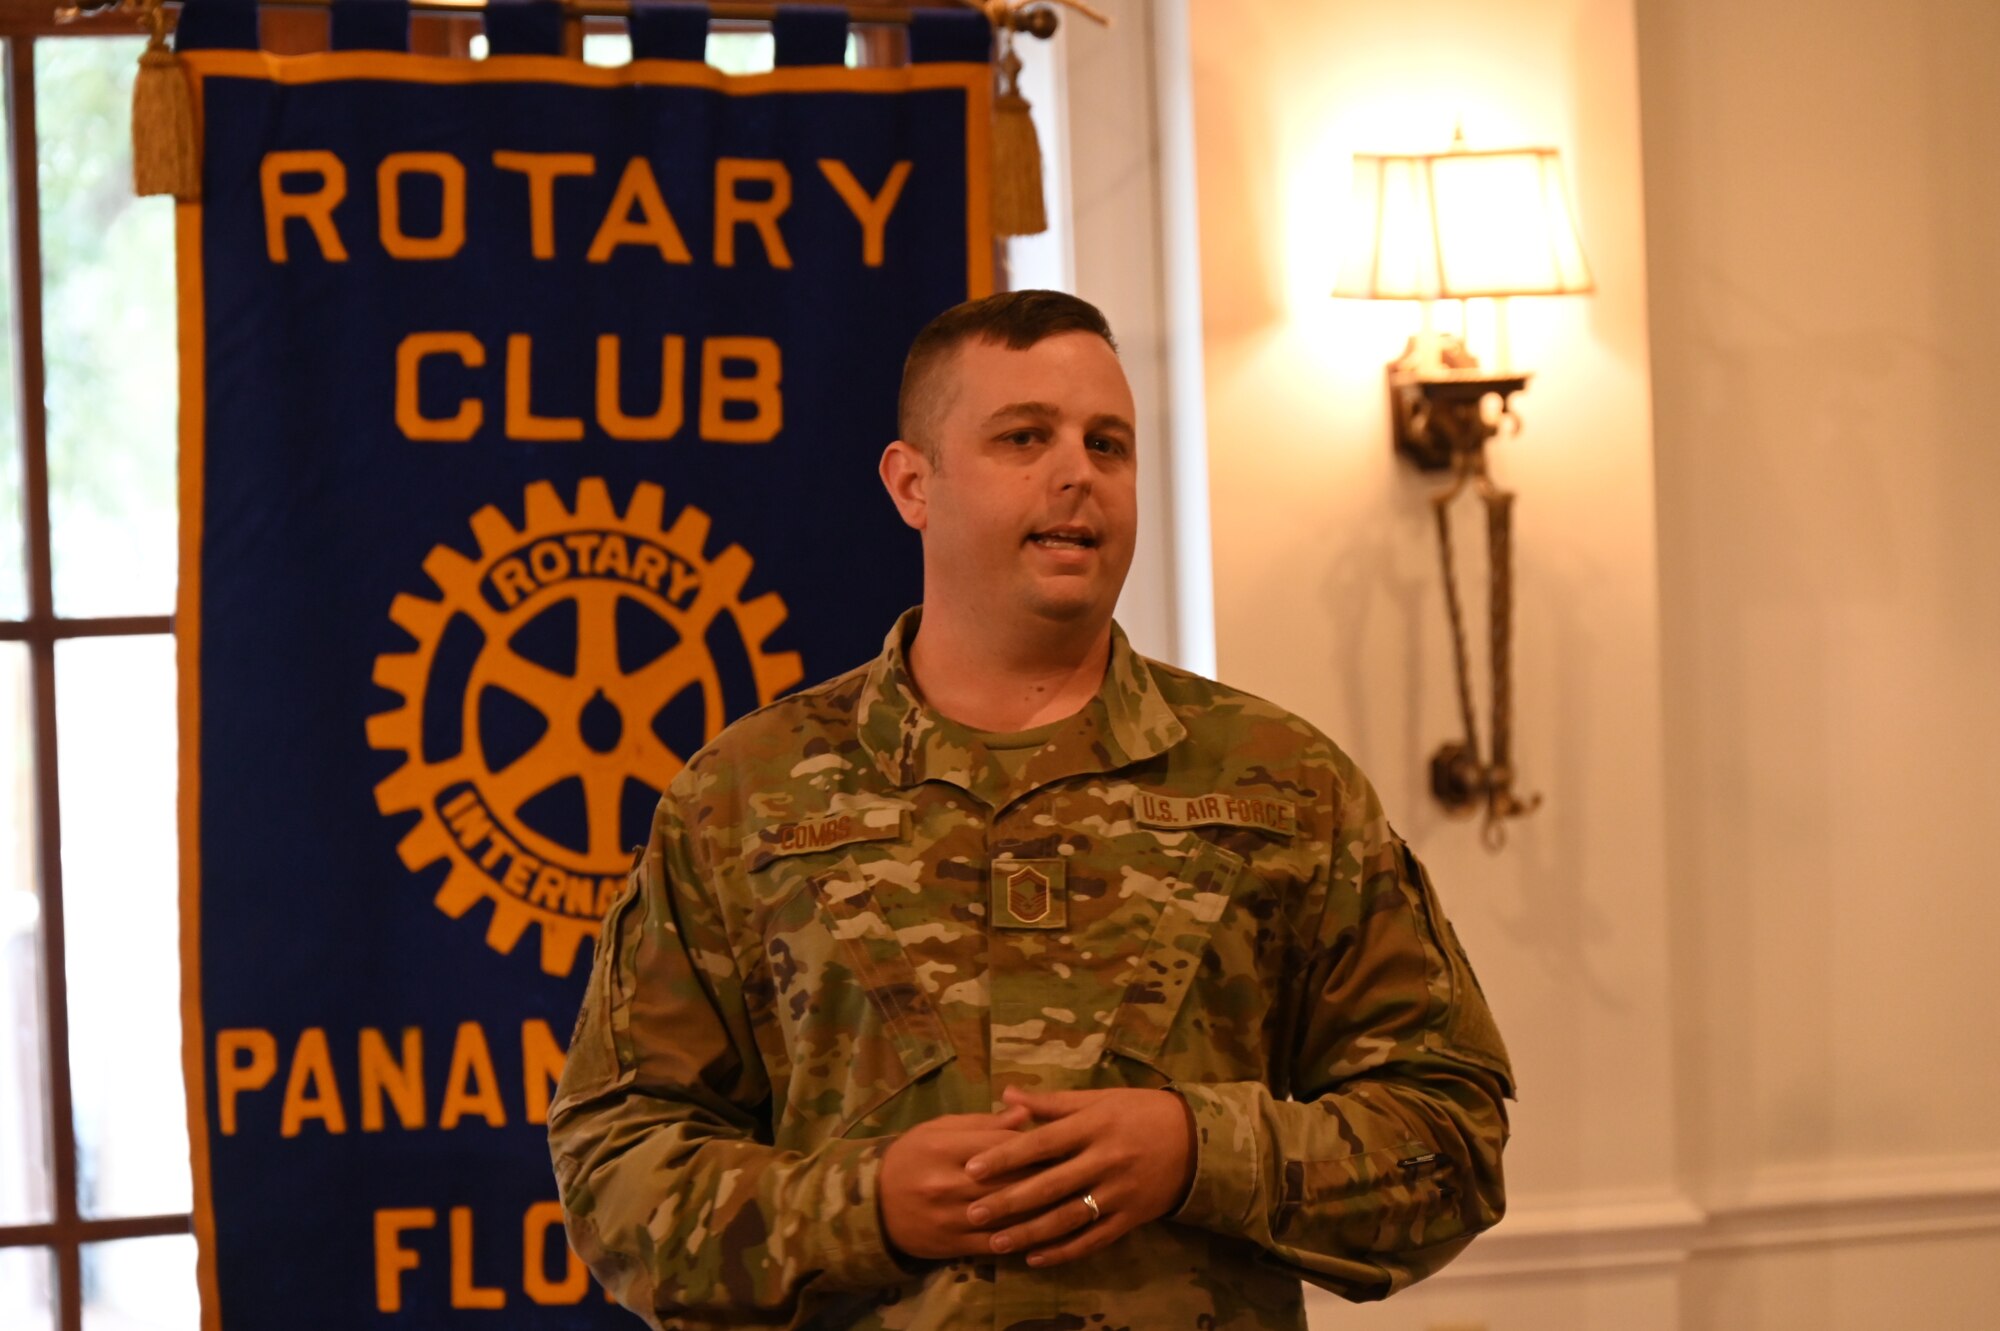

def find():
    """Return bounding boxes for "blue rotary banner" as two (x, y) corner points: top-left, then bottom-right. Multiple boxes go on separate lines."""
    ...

(172, 4), (991, 1324)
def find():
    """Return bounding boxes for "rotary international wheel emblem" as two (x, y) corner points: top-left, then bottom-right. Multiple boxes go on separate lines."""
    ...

(367, 477), (803, 976)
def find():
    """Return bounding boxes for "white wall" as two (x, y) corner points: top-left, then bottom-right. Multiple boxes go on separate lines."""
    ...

(1162, 0), (2000, 1326)
(1640, 0), (2000, 1322)
(1185, 0), (1686, 1321)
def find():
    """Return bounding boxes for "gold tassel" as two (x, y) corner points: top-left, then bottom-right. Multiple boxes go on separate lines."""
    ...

(132, 2), (200, 201)
(990, 46), (1046, 237)
(981, 0), (1110, 237)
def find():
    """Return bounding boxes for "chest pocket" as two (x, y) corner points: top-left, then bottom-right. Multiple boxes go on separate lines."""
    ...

(1102, 837), (1249, 1071)
(760, 856), (955, 1137)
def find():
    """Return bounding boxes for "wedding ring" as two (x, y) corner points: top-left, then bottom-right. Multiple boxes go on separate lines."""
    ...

(1081, 1192), (1101, 1224)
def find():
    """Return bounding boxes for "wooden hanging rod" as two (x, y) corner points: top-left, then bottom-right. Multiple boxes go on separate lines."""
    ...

(66, 0), (1061, 36)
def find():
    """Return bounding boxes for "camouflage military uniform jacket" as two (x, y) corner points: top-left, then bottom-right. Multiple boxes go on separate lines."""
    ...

(550, 610), (1514, 1330)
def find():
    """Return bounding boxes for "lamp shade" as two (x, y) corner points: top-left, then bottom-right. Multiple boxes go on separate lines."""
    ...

(1334, 144), (1594, 300)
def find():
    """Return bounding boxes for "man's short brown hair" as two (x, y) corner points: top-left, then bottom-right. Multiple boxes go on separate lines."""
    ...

(897, 289), (1118, 463)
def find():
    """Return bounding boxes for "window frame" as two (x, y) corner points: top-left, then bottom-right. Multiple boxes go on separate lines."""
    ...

(0, 12), (187, 1331)
(0, 8), (497, 1327)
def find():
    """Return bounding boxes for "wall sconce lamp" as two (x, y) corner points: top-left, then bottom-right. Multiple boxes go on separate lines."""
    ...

(1334, 131), (1593, 847)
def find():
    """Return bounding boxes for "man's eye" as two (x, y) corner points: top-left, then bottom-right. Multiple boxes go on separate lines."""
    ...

(1089, 436), (1129, 456)
(1005, 430), (1038, 446)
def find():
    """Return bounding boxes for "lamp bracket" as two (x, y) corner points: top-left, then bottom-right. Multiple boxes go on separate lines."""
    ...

(1389, 331), (1542, 848)
(1387, 334), (1530, 472)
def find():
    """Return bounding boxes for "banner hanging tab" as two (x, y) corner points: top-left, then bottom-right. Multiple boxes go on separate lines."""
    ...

(484, 0), (565, 54)
(910, 6), (992, 62)
(174, 0), (259, 52)
(629, 1), (710, 61)
(330, 0), (411, 53)
(773, 4), (850, 65)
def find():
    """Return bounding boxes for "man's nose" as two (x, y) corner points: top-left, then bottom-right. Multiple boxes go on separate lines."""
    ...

(1051, 432), (1094, 493)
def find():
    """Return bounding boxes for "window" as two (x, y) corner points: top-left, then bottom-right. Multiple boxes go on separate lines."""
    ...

(0, 17), (193, 1331)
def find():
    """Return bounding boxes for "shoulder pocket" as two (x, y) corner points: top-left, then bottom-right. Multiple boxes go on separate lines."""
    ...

(552, 855), (646, 1109)
(1105, 838), (1246, 1068)
(1396, 841), (1514, 1093)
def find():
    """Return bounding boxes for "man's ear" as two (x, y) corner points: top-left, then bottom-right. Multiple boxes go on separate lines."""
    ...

(878, 439), (931, 531)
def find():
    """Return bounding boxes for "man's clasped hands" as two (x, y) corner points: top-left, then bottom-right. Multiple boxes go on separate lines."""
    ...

(877, 1085), (1198, 1270)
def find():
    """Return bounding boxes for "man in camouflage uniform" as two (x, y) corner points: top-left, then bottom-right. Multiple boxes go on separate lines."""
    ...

(549, 291), (1514, 1330)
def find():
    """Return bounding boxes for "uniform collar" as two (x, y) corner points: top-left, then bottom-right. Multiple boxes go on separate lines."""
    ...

(855, 606), (1187, 807)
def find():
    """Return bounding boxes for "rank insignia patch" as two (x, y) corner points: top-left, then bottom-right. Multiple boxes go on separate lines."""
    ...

(992, 858), (1066, 929)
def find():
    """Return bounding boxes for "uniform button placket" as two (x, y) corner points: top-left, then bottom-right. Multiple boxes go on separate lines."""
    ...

(985, 794), (1065, 1329)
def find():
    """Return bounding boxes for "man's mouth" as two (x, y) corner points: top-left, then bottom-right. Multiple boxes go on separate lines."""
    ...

(1027, 526), (1098, 549)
